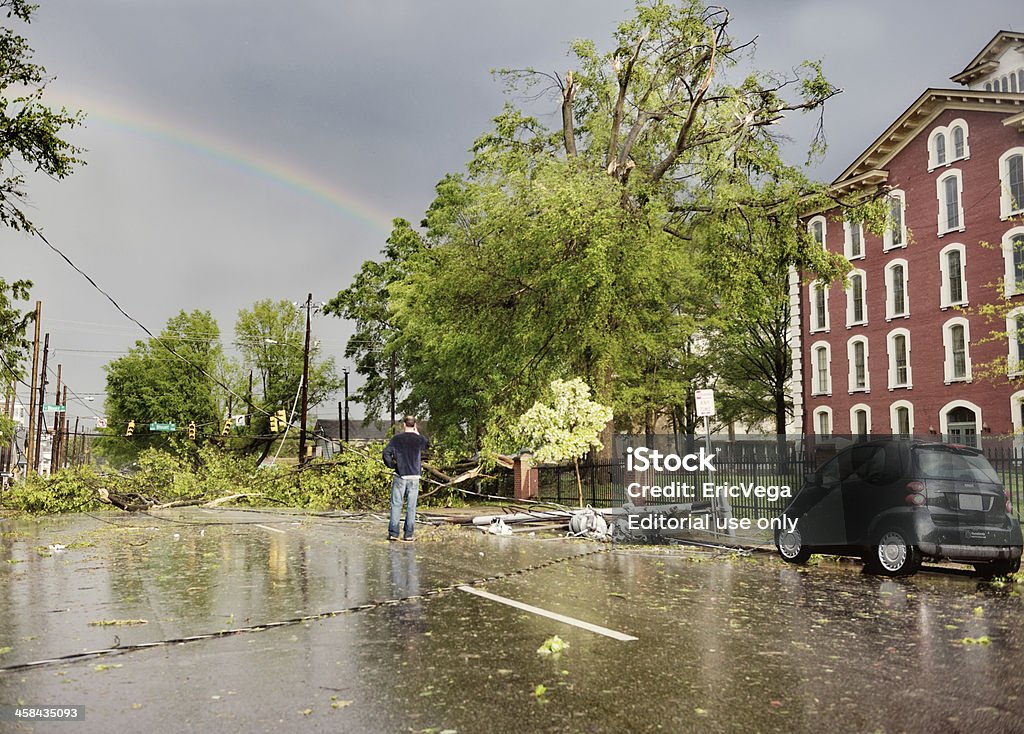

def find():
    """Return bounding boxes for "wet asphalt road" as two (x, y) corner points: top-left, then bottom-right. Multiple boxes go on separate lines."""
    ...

(1, 508), (1023, 733)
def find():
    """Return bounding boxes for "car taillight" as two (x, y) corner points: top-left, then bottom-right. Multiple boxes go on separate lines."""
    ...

(905, 481), (926, 506)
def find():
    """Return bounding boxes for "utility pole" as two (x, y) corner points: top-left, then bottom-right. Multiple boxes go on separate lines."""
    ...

(50, 365), (61, 473)
(298, 293), (312, 465)
(25, 300), (41, 475)
(33, 333), (49, 474)
(343, 368), (350, 443)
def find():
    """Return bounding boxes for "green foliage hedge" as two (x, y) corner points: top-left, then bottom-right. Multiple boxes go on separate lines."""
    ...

(4, 443), (397, 515)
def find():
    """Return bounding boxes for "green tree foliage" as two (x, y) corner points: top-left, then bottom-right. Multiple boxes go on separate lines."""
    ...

(334, 0), (857, 449)
(100, 311), (225, 464)
(0, 0), (84, 232)
(516, 378), (614, 506)
(234, 299), (342, 435)
(0, 277), (32, 442)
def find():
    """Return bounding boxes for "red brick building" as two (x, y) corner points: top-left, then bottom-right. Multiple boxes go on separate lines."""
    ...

(794, 31), (1024, 443)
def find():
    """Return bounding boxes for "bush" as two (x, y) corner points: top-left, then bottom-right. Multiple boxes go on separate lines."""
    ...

(7, 466), (109, 514)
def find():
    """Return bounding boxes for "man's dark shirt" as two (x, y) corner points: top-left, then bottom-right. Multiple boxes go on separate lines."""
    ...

(383, 431), (429, 477)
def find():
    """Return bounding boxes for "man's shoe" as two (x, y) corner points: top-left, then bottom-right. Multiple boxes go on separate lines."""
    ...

(401, 537), (414, 543)
(388, 536), (399, 542)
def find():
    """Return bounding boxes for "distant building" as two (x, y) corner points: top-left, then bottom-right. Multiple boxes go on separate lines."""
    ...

(313, 417), (394, 458)
(794, 31), (1024, 442)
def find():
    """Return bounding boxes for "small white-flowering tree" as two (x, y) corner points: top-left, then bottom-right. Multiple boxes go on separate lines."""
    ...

(517, 378), (614, 507)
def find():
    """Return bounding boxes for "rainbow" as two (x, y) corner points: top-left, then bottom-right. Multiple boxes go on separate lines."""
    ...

(53, 91), (395, 234)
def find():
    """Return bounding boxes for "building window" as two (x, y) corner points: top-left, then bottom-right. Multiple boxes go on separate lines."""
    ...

(851, 405), (870, 437)
(939, 400), (981, 447)
(810, 282), (829, 332)
(1001, 149), (1024, 219)
(813, 406), (832, 436)
(943, 317), (972, 383)
(1001, 228), (1024, 297)
(939, 243), (967, 308)
(937, 171), (964, 234)
(891, 401), (914, 437)
(812, 342), (831, 396)
(884, 259), (909, 319)
(848, 336), (869, 393)
(927, 120), (969, 170)
(951, 125), (965, 159)
(887, 329), (912, 389)
(844, 220), (864, 259)
(847, 270), (866, 326)
(1008, 308), (1024, 376)
(809, 216), (826, 249)
(883, 191), (906, 250)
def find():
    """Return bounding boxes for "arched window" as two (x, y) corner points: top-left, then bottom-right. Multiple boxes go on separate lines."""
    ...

(851, 404), (870, 437)
(1001, 149), (1024, 219)
(951, 125), (965, 159)
(812, 341), (831, 396)
(810, 282), (829, 332)
(884, 259), (909, 319)
(813, 406), (832, 436)
(844, 220), (864, 259)
(937, 170), (964, 234)
(939, 243), (967, 307)
(883, 191), (906, 250)
(943, 317), (971, 383)
(848, 336), (869, 392)
(939, 401), (981, 447)
(809, 216), (826, 249)
(1001, 227), (1024, 297)
(847, 270), (866, 326)
(934, 132), (946, 166)
(1008, 307), (1024, 376)
(887, 329), (912, 389)
(890, 401), (914, 437)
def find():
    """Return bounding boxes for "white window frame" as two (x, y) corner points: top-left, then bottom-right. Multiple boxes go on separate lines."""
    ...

(999, 147), (1024, 220)
(884, 258), (909, 320)
(811, 340), (832, 396)
(883, 190), (907, 251)
(928, 119), (970, 171)
(1007, 306), (1024, 377)
(938, 399), (982, 438)
(939, 243), (968, 308)
(942, 316), (972, 383)
(1001, 226), (1024, 297)
(850, 404), (871, 436)
(846, 269), (867, 327)
(1010, 390), (1024, 446)
(890, 400), (915, 437)
(887, 328), (912, 390)
(847, 336), (870, 393)
(808, 215), (827, 251)
(844, 220), (864, 260)
(809, 281), (830, 333)
(813, 406), (833, 436)
(936, 170), (965, 236)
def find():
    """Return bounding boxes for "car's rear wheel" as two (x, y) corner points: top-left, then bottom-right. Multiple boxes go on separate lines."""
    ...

(872, 529), (922, 576)
(775, 526), (812, 564)
(974, 557), (1021, 579)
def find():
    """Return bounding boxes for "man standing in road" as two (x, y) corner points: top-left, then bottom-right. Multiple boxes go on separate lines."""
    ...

(383, 415), (429, 542)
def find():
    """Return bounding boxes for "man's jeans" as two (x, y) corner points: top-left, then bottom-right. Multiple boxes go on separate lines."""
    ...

(389, 475), (420, 539)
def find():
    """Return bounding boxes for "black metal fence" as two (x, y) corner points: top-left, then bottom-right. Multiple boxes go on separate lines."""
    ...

(535, 437), (1024, 522)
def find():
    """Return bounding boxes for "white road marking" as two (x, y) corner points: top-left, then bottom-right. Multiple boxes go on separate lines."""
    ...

(457, 585), (637, 641)
(254, 524), (286, 534)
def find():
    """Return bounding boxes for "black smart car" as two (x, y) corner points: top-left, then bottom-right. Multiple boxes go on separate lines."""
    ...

(775, 438), (1023, 577)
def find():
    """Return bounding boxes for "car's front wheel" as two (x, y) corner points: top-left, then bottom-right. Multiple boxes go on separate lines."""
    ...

(871, 529), (922, 576)
(775, 525), (812, 564)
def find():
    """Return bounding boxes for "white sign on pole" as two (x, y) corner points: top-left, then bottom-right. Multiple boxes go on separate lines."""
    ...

(95, 417), (108, 428)
(695, 389), (716, 417)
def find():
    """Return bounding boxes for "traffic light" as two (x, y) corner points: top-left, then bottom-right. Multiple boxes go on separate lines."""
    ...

(276, 410), (287, 430)
(221, 418), (232, 436)
(188, 421), (197, 440)
(269, 414), (279, 433)
(125, 420), (135, 437)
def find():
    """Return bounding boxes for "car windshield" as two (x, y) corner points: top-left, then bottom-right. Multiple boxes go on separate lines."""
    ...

(913, 445), (1001, 484)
